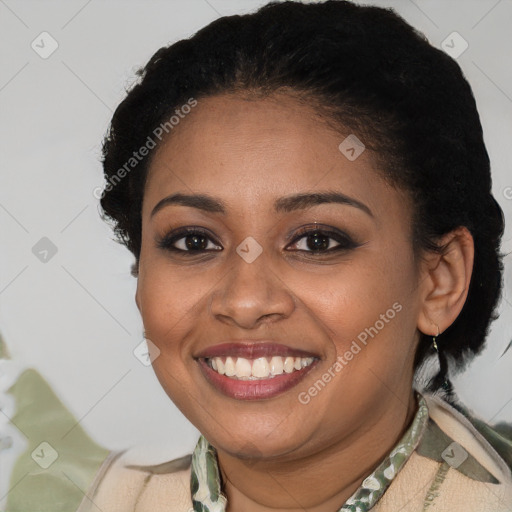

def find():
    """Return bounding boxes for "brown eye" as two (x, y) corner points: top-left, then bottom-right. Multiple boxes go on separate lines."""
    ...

(286, 227), (359, 254)
(183, 234), (209, 251)
(157, 228), (222, 252)
(304, 232), (332, 251)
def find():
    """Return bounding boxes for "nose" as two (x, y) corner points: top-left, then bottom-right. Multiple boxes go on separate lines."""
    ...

(209, 251), (296, 330)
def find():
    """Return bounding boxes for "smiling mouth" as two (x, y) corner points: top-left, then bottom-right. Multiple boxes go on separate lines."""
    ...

(203, 355), (316, 380)
(195, 342), (320, 400)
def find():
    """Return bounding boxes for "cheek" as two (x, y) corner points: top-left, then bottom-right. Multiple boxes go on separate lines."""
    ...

(137, 257), (216, 341)
(296, 248), (419, 406)
(297, 246), (414, 338)
(290, 253), (418, 430)
(137, 266), (209, 415)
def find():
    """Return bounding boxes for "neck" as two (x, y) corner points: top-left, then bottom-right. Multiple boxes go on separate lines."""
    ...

(217, 391), (418, 512)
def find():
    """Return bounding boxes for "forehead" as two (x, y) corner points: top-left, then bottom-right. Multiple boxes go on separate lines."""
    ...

(143, 93), (408, 221)
(147, 92), (344, 181)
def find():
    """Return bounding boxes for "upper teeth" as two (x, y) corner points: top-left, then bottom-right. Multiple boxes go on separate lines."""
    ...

(208, 356), (315, 380)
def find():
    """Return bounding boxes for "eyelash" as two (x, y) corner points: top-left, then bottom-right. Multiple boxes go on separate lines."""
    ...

(157, 225), (360, 255)
(288, 226), (359, 253)
(157, 227), (221, 253)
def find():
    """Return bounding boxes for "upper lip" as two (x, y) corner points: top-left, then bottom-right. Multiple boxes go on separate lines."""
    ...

(195, 342), (319, 360)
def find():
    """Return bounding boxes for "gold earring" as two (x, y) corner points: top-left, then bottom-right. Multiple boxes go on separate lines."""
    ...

(432, 325), (451, 392)
(432, 325), (440, 352)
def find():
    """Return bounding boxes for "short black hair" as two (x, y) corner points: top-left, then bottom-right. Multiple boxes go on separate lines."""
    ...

(99, 0), (505, 392)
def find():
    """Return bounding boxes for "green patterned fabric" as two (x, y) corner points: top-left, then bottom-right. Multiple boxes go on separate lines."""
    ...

(340, 396), (429, 511)
(190, 396), (429, 512)
(417, 418), (499, 483)
(5, 368), (110, 511)
(191, 435), (228, 512)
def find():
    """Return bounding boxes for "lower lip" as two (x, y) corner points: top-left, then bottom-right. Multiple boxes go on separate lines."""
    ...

(197, 359), (318, 400)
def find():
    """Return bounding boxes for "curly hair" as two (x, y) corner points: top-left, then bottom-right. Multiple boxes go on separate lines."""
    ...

(99, 0), (505, 392)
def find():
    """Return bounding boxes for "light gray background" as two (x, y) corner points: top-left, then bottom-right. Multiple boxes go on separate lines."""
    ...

(1, 0), (511, 464)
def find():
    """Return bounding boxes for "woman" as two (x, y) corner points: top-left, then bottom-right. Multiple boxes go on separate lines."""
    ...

(79, 1), (512, 510)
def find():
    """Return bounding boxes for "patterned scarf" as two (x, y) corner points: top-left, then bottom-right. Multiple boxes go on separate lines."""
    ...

(191, 395), (429, 511)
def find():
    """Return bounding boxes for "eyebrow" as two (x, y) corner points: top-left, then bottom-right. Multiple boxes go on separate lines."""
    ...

(151, 191), (373, 218)
(274, 191), (373, 217)
(151, 193), (225, 217)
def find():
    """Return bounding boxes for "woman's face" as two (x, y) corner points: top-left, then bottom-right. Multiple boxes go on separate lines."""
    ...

(136, 92), (426, 459)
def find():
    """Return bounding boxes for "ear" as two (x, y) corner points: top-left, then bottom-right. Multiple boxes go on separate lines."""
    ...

(417, 226), (474, 336)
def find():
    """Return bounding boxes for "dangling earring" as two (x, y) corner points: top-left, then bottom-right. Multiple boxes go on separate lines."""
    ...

(432, 325), (451, 392)
(432, 325), (440, 354)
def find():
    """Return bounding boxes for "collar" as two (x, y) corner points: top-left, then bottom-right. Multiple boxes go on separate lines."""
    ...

(190, 394), (429, 512)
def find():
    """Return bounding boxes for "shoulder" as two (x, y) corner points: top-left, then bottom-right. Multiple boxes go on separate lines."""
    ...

(424, 393), (512, 479)
(375, 394), (512, 511)
(76, 449), (193, 512)
(76, 395), (512, 512)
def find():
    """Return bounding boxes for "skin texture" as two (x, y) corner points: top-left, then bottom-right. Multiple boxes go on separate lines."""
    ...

(135, 92), (474, 512)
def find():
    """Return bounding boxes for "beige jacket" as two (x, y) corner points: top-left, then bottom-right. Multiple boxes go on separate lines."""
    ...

(77, 396), (512, 512)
